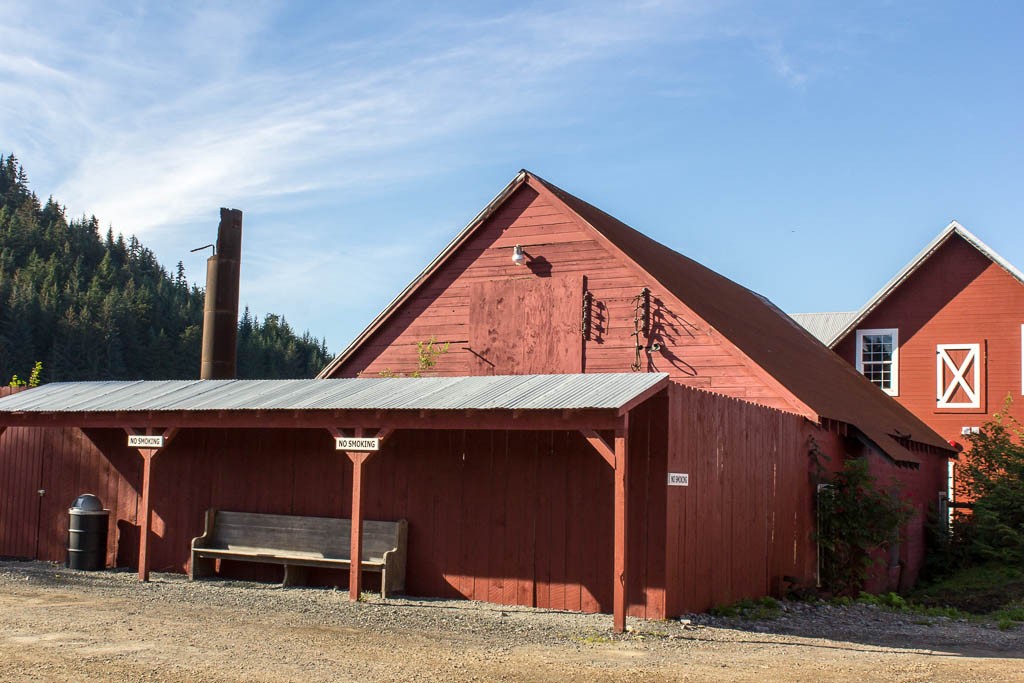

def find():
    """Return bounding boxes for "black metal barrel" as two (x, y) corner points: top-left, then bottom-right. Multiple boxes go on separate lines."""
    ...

(67, 494), (109, 571)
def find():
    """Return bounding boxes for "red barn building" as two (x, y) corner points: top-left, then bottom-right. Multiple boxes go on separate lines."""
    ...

(792, 222), (1024, 507)
(0, 172), (953, 630)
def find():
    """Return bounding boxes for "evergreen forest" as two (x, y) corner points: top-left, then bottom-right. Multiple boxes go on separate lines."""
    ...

(0, 155), (331, 382)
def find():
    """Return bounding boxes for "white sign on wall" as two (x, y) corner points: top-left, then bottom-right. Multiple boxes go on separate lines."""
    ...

(128, 435), (164, 448)
(335, 437), (380, 452)
(667, 472), (689, 487)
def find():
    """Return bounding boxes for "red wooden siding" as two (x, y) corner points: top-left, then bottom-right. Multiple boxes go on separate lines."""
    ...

(834, 235), (1024, 472)
(0, 403), (141, 568)
(664, 383), (816, 614)
(334, 185), (798, 412)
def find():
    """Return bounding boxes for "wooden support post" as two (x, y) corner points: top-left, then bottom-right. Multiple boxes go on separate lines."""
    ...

(125, 427), (178, 582)
(578, 420), (630, 633)
(612, 416), (629, 634)
(138, 448), (155, 581)
(328, 427), (394, 602)
(348, 450), (369, 601)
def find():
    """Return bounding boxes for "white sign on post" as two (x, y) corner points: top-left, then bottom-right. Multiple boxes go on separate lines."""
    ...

(128, 435), (164, 449)
(336, 437), (380, 452)
(667, 472), (689, 487)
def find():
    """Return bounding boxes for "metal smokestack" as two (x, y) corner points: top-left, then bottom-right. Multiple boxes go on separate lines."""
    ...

(200, 208), (242, 379)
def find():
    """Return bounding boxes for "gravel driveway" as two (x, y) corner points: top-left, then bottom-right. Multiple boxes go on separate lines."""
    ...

(1, 560), (1021, 682)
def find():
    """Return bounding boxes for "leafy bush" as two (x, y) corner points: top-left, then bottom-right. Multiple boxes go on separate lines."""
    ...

(953, 402), (1024, 566)
(812, 445), (912, 596)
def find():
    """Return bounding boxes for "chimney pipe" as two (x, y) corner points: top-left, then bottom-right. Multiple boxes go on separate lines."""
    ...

(200, 208), (242, 379)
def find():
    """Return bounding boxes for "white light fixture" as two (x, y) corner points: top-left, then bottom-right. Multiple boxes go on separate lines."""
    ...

(511, 244), (526, 266)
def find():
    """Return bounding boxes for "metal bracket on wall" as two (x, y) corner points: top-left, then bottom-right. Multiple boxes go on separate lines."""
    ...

(581, 290), (593, 339)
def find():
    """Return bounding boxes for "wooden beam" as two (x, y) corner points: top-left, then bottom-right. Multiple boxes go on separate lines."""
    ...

(578, 429), (615, 468)
(612, 415), (630, 634)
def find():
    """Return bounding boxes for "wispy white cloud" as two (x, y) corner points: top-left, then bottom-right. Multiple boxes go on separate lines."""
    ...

(763, 41), (810, 88)
(3, 1), (719, 235)
(1, 0), (883, 347)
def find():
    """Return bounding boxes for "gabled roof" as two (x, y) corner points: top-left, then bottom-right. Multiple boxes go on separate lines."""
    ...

(789, 312), (858, 344)
(320, 171), (953, 459)
(827, 221), (1024, 347)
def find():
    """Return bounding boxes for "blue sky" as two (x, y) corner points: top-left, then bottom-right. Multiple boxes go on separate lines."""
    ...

(2, 1), (1022, 352)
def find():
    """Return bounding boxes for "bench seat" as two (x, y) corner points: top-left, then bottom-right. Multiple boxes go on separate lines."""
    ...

(189, 510), (407, 598)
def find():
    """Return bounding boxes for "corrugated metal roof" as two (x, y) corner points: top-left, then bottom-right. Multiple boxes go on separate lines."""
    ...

(0, 373), (668, 414)
(788, 312), (858, 344)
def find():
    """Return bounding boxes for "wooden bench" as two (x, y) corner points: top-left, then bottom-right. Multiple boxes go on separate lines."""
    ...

(189, 510), (407, 598)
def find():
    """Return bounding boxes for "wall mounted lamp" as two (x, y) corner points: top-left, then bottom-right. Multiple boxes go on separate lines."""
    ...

(512, 244), (527, 266)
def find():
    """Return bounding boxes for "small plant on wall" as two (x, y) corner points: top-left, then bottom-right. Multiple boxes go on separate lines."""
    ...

(811, 438), (913, 596)
(378, 337), (450, 378)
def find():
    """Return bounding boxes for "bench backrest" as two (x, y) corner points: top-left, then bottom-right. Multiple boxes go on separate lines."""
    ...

(210, 510), (404, 562)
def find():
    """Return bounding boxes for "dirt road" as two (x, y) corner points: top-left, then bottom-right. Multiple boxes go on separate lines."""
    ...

(1, 561), (1021, 682)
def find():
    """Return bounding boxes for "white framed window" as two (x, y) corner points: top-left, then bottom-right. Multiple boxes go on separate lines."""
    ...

(936, 343), (981, 409)
(856, 328), (899, 396)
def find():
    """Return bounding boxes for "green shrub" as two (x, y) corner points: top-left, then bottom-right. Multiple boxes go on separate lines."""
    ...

(953, 401), (1024, 567)
(812, 442), (913, 596)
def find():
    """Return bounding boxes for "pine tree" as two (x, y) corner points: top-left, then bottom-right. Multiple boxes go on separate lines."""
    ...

(0, 154), (332, 381)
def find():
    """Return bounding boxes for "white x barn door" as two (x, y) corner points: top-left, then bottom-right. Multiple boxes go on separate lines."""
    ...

(936, 344), (981, 409)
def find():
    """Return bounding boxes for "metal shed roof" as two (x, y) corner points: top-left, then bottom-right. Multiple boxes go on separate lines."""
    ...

(0, 373), (669, 415)
(788, 312), (858, 345)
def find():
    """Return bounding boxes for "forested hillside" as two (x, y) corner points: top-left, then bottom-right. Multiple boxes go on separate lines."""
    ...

(0, 155), (330, 382)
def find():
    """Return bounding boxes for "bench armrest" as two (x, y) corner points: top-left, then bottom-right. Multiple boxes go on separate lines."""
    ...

(381, 519), (408, 599)
(190, 508), (218, 550)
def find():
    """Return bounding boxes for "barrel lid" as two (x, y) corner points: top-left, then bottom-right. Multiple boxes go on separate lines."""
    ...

(69, 493), (104, 512)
